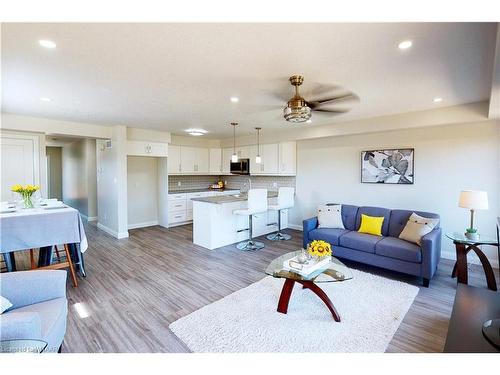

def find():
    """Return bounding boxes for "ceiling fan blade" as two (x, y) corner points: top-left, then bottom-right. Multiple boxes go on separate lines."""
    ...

(313, 108), (350, 113)
(307, 93), (358, 107)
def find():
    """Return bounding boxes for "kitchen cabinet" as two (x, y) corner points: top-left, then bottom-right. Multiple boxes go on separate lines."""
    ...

(167, 145), (181, 174)
(127, 140), (168, 157)
(222, 148), (234, 174)
(209, 148), (222, 175)
(278, 141), (297, 175)
(194, 147), (209, 174)
(250, 143), (279, 176)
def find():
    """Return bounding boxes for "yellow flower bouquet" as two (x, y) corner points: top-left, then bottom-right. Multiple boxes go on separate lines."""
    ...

(307, 240), (332, 259)
(11, 184), (39, 208)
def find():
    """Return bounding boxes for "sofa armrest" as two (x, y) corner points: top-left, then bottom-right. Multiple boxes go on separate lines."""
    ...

(0, 270), (67, 309)
(0, 311), (42, 340)
(302, 217), (319, 249)
(420, 227), (442, 279)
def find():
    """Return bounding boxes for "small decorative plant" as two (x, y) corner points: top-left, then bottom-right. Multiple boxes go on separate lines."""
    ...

(465, 228), (477, 234)
(11, 184), (39, 208)
(307, 240), (332, 259)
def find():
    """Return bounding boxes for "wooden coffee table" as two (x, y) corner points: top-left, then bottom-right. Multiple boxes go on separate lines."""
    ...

(265, 251), (353, 322)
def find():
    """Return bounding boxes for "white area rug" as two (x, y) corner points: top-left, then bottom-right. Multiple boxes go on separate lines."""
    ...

(169, 270), (419, 352)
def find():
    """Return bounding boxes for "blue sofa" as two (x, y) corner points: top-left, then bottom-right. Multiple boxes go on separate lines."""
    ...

(0, 270), (68, 352)
(303, 205), (441, 287)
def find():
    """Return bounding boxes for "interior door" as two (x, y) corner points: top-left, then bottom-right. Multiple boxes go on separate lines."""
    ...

(1, 134), (39, 201)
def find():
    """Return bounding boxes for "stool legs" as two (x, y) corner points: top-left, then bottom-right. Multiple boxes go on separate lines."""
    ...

(266, 209), (292, 241)
(236, 215), (265, 251)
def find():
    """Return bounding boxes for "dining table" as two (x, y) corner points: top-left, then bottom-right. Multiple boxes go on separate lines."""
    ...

(0, 205), (88, 277)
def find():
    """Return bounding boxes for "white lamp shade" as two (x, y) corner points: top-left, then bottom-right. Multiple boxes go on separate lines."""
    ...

(231, 153), (238, 163)
(458, 190), (489, 210)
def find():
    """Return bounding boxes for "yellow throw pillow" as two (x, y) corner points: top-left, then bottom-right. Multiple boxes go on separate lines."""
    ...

(358, 214), (384, 236)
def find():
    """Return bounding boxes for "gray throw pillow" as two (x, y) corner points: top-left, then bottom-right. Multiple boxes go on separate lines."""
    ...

(399, 213), (439, 245)
(317, 204), (344, 229)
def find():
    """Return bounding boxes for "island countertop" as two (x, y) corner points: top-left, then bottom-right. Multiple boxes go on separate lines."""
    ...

(191, 191), (278, 204)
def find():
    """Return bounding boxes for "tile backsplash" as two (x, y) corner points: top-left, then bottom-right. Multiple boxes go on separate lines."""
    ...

(168, 175), (296, 192)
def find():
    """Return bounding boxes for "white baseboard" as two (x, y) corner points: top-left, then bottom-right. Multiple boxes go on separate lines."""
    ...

(128, 221), (158, 230)
(97, 222), (129, 239)
(288, 223), (303, 231)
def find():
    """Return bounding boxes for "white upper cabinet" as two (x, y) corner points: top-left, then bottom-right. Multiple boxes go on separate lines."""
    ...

(222, 148), (233, 174)
(279, 141), (297, 175)
(167, 144), (181, 174)
(209, 148), (222, 175)
(253, 143), (279, 175)
(180, 146), (196, 174)
(127, 140), (168, 158)
(194, 147), (209, 174)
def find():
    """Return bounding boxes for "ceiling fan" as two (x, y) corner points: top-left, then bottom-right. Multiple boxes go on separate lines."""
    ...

(283, 75), (358, 123)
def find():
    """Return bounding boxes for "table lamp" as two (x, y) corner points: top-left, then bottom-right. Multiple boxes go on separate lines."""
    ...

(458, 190), (488, 240)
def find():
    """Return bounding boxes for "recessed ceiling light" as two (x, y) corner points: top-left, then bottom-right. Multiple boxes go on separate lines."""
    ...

(433, 97), (443, 103)
(185, 128), (208, 136)
(306, 119), (312, 123)
(40, 97), (51, 102)
(39, 39), (57, 49)
(398, 40), (413, 50)
(230, 97), (239, 103)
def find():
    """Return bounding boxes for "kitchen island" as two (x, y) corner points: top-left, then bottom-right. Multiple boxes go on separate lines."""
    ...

(192, 192), (288, 250)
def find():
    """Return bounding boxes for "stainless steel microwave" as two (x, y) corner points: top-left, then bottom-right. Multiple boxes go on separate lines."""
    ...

(230, 158), (250, 175)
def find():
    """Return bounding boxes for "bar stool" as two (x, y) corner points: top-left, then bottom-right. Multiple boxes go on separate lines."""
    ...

(266, 187), (295, 241)
(233, 189), (268, 251)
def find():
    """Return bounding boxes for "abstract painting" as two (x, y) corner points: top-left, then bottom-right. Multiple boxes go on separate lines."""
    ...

(361, 149), (414, 184)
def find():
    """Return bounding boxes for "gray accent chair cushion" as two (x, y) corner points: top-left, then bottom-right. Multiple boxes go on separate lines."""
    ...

(339, 231), (384, 253)
(308, 228), (349, 246)
(356, 206), (392, 236)
(0, 270), (68, 352)
(375, 237), (422, 263)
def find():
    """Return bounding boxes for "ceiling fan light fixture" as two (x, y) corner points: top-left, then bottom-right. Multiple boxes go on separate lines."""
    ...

(284, 105), (311, 123)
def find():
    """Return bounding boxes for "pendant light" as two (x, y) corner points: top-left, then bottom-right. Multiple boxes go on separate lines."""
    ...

(255, 127), (262, 164)
(231, 122), (238, 162)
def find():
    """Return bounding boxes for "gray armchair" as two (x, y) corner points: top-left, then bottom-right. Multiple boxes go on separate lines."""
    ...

(0, 270), (68, 352)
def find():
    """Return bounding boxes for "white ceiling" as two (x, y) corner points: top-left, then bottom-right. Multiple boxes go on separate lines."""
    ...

(1, 23), (498, 138)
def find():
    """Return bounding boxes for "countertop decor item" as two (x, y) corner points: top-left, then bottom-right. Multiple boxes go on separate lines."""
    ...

(458, 190), (489, 240)
(307, 240), (332, 259)
(11, 184), (39, 209)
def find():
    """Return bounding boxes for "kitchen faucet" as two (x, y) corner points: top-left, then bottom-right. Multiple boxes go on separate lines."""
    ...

(242, 178), (252, 194)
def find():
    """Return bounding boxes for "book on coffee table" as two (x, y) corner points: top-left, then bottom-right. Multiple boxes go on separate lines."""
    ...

(282, 255), (331, 277)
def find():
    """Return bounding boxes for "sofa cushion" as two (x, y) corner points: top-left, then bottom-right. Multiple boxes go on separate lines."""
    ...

(340, 204), (359, 231)
(388, 209), (440, 238)
(308, 228), (350, 246)
(317, 205), (344, 229)
(375, 237), (422, 263)
(358, 214), (384, 236)
(339, 231), (384, 253)
(399, 212), (440, 245)
(356, 206), (391, 236)
(14, 298), (67, 352)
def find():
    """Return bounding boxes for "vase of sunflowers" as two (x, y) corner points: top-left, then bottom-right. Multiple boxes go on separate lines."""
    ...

(307, 240), (332, 261)
(11, 184), (40, 209)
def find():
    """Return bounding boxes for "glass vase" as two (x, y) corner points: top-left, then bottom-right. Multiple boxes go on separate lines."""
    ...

(22, 193), (34, 209)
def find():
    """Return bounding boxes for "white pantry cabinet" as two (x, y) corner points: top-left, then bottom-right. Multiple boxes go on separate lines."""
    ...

(127, 141), (168, 158)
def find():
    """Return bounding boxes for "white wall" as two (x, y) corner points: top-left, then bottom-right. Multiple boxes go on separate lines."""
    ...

(97, 125), (128, 238)
(61, 138), (97, 218)
(46, 146), (63, 200)
(290, 120), (500, 267)
(127, 156), (159, 228)
(62, 140), (88, 215)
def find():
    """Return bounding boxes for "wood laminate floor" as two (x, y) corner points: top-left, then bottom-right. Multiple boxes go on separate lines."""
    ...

(6, 223), (499, 352)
